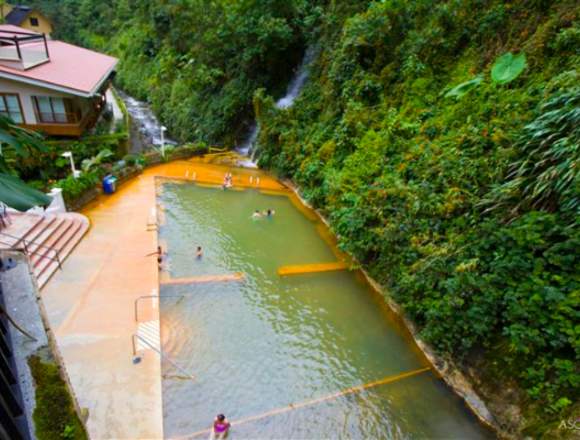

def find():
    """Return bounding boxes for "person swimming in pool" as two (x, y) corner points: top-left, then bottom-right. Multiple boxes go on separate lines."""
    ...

(265, 208), (275, 217)
(211, 414), (230, 439)
(196, 246), (203, 259)
(252, 209), (262, 219)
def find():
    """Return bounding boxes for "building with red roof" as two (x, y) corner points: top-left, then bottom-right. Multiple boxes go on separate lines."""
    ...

(0, 24), (118, 136)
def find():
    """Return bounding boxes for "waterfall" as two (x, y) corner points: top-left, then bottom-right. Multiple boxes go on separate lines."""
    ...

(274, 47), (316, 109)
(236, 47), (316, 167)
(118, 91), (176, 154)
(236, 124), (260, 168)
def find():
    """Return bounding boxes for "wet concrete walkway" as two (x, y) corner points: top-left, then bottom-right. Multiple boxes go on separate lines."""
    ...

(40, 159), (284, 439)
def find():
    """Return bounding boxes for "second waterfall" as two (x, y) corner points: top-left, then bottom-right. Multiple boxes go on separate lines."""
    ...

(237, 48), (316, 168)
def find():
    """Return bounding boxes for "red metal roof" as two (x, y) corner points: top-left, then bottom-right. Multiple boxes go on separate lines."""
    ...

(0, 23), (38, 38)
(0, 26), (118, 96)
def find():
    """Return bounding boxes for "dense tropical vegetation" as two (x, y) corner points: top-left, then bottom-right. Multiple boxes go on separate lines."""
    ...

(0, 115), (52, 210)
(27, 0), (580, 436)
(34, 0), (318, 145)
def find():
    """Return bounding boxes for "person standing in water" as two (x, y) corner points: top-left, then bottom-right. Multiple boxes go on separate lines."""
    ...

(146, 245), (164, 257)
(196, 246), (203, 259)
(211, 414), (230, 439)
(222, 172), (233, 189)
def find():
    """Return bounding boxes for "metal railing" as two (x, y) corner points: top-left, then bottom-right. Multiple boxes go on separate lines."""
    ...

(35, 111), (82, 124)
(0, 231), (63, 270)
(0, 283), (31, 440)
(134, 294), (184, 322)
(131, 333), (195, 381)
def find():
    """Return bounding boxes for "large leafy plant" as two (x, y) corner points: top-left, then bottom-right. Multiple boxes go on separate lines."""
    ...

(0, 115), (52, 210)
(444, 75), (484, 99)
(445, 52), (527, 100)
(81, 148), (114, 172)
(0, 115), (46, 173)
(491, 52), (527, 85)
(483, 88), (579, 219)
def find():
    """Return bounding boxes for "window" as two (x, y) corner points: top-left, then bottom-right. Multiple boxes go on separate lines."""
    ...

(29, 17), (39, 27)
(33, 96), (76, 123)
(0, 94), (24, 123)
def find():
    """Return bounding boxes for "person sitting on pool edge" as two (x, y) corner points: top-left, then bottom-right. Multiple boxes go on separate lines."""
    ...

(212, 414), (230, 439)
(196, 246), (203, 259)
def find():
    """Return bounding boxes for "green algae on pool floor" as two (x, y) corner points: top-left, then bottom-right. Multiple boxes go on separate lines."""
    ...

(158, 182), (492, 439)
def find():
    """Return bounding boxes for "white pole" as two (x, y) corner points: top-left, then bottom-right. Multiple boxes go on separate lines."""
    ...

(62, 151), (79, 178)
(160, 126), (167, 158)
(69, 154), (78, 177)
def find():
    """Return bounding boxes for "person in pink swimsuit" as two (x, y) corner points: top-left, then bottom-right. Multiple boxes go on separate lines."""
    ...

(212, 414), (230, 439)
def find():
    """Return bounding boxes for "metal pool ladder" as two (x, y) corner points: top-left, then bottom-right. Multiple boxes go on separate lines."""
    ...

(132, 294), (195, 380)
(132, 333), (195, 381)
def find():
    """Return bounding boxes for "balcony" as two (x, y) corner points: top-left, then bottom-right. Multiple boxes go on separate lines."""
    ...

(0, 28), (49, 70)
(23, 111), (92, 137)
(24, 94), (107, 137)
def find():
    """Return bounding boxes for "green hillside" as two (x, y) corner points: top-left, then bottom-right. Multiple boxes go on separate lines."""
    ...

(255, 2), (579, 436)
(33, 0), (579, 436)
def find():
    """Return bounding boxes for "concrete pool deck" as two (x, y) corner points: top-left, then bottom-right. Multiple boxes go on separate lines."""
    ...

(40, 159), (286, 439)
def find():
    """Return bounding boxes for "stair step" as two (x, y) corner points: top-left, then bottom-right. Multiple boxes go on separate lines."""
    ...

(34, 220), (81, 276)
(23, 216), (58, 246)
(26, 218), (66, 257)
(31, 219), (77, 269)
(136, 320), (161, 351)
(0, 214), (45, 248)
(35, 215), (90, 289)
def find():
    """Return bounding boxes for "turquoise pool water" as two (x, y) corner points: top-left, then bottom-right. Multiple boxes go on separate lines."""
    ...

(158, 182), (492, 439)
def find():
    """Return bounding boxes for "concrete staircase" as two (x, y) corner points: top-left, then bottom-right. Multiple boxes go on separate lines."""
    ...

(0, 212), (90, 289)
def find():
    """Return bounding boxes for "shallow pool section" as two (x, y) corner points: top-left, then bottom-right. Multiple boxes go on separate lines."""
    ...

(158, 182), (491, 439)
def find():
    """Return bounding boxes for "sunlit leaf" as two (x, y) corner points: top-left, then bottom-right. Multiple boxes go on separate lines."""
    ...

(444, 75), (484, 99)
(491, 52), (527, 85)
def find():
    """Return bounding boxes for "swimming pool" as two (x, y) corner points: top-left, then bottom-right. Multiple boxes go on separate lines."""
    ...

(157, 181), (491, 439)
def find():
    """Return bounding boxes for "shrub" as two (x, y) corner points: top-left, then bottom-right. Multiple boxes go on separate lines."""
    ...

(122, 153), (145, 167)
(55, 172), (99, 206)
(28, 355), (87, 440)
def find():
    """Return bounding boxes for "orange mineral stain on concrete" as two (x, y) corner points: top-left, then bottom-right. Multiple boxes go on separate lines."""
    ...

(40, 158), (284, 440)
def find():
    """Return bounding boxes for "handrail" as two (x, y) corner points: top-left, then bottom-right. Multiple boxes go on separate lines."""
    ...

(36, 111), (82, 124)
(0, 230), (58, 252)
(132, 334), (195, 380)
(0, 231), (62, 269)
(134, 295), (184, 322)
(0, 238), (60, 264)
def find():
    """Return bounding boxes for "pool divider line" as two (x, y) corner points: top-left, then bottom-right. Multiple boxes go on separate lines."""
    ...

(171, 366), (432, 439)
(277, 261), (349, 276)
(160, 272), (245, 286)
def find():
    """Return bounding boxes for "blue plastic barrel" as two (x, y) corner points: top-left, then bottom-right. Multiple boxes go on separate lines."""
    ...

(102, 175), (117, 194)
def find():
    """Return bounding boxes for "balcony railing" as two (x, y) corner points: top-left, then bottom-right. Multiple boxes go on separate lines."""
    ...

(35, 111), (82, 125)
(0, 30), (50, 70)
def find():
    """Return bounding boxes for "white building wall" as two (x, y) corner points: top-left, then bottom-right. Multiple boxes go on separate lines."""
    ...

(0, 77), (84, 124)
